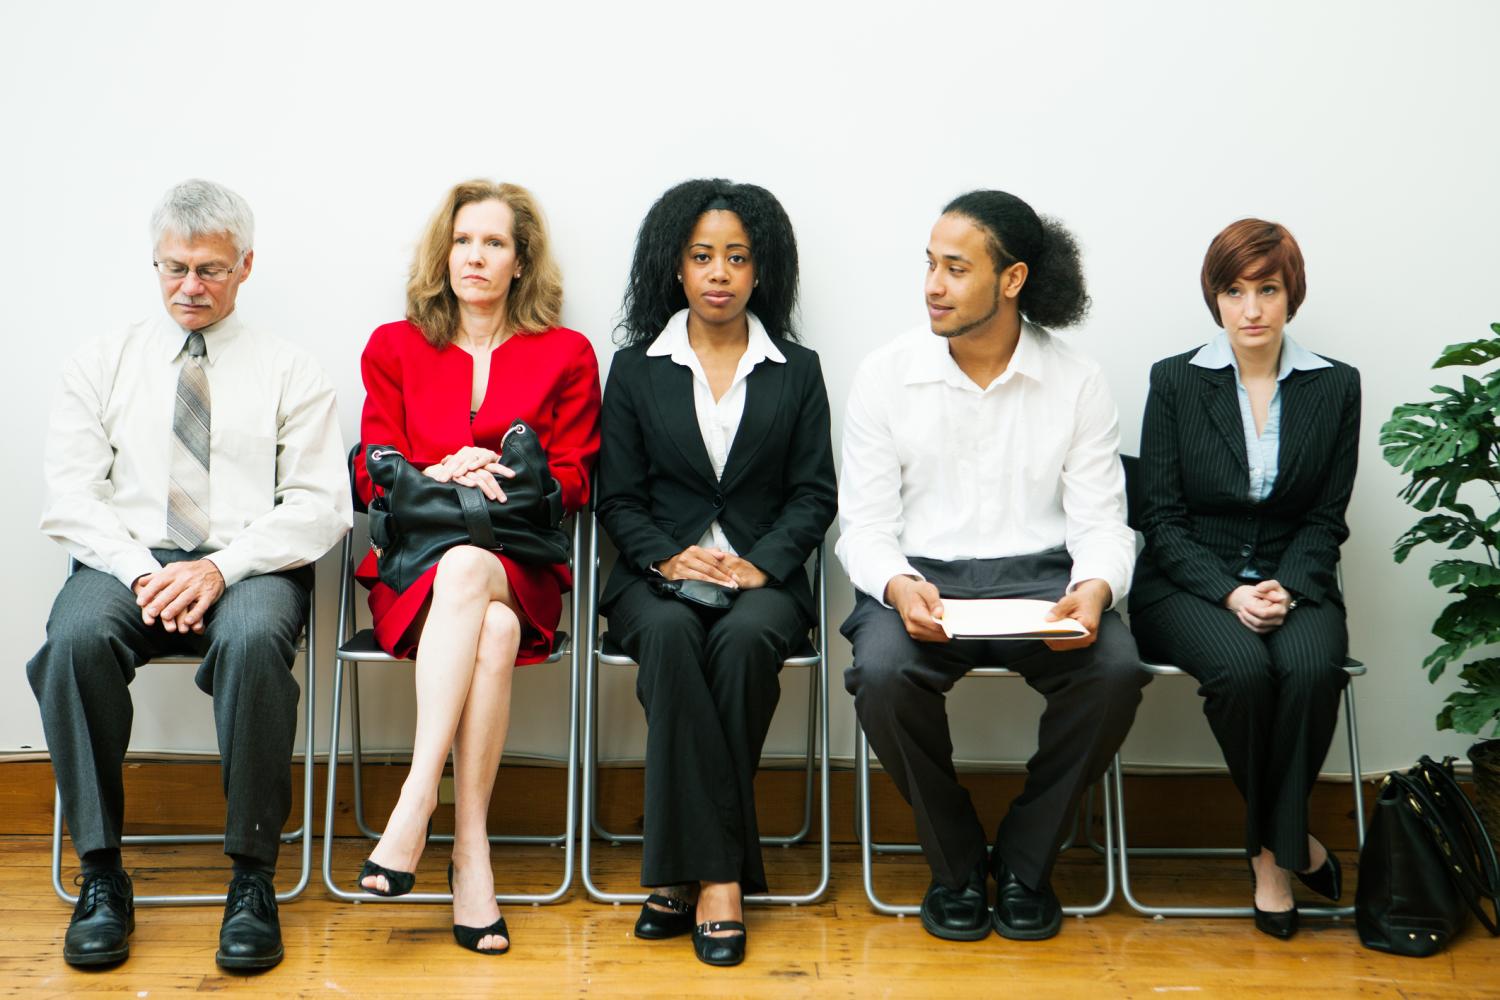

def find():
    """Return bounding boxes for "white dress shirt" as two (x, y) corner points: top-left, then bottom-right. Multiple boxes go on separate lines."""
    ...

(41, 310), (352, 588)
(646, 308), (786, 555)
(836, 322), (1134, 607)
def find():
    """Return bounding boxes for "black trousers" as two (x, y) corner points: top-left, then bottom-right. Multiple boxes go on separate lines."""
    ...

(607, 576), (809, 895)
(842, 550), (1145, 892)
(26, 550), (310, 869)
(1130, 590), (1348, 870)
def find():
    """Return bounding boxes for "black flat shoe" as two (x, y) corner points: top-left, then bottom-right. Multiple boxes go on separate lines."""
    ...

(991, 856), (1062, 941)
(1248, 860), (1298, 940)
(216, 872), (283, 970)
(358, 858), (416, 897)
(448, 863), (509, 955)
(634, 892), (695, 939)
(692, 920), (746, 967)
(64, 869), (134, 967)
(1295, 850), (1342, 903)
(919, 866), (990, 941)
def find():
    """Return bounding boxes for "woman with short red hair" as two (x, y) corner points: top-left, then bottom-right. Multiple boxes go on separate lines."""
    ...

(1129, 219), (1361, 940)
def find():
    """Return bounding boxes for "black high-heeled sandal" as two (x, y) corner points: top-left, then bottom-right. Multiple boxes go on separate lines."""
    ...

(356, 816), (432, 897)
(1295, 849), (1342, 903)
(357, 859), (415, 898)
(1247, 860), (1298, 940)
(634, 892), (695, 939)
(448, 863), (509, 956)
(692, 920), (746, 967)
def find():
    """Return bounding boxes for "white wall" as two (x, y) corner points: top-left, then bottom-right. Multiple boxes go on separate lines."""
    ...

(3, 1), (1496, 776)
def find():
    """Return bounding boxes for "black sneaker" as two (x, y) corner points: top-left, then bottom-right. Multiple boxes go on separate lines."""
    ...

(215, 872), (283, 970)
(63, 869), (134, 966)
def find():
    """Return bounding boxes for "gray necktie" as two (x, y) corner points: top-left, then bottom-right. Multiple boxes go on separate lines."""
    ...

(167, 331), (211, 550)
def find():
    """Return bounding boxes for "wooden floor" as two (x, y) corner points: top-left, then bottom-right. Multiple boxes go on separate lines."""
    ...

(2, 836), (1495, 999)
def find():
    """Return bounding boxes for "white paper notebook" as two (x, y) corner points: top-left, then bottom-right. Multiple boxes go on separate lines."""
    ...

(935, 598), (1089, 640)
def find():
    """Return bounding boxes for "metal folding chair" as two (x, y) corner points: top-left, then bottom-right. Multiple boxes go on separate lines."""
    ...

(853, 667), (1120, 917)
(51, 563), (318, 907)
(319, 465), (580, 905)
(579, 512), (831, 906)
(1114, 659), (1367, 919)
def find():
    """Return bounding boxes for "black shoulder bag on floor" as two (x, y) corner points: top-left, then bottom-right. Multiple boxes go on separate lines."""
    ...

(1355, 755), (1500, 956)
(365, 422), (569, 593)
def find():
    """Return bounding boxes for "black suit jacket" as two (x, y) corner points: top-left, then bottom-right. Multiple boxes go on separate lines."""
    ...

(594, 338), (838, 618)
(1129, 346), (1361, 615)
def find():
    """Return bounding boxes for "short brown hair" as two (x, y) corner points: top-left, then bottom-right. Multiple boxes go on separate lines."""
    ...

(406, 179), (563, 347)
(1200, 218), (1306, 327)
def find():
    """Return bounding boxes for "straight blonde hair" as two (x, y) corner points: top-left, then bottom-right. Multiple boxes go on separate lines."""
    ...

(406, 179), (564, 347)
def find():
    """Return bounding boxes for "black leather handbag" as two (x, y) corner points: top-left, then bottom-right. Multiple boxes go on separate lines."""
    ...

(1355, 755), (1500, 956)
(365, 422), (569, 593)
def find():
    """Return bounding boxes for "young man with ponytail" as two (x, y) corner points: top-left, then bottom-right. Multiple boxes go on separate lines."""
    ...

(837, 190), (1145, 942)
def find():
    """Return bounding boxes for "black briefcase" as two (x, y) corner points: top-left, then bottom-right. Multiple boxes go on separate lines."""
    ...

(365, 422), (569, 593)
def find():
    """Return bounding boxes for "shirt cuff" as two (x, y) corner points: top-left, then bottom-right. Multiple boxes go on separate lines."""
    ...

(112, 552), (164, 592)
(1067, 568), (1127, 611)
(204, 548), (251, 589)
(863, 558), (925, 609)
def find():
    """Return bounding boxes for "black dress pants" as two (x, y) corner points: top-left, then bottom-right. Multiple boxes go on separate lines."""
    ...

(1131, 590), (1348, 871)
(26, 550), (310, 869)
(607, 576), (809, 895)
(842, 550), (1146, 893)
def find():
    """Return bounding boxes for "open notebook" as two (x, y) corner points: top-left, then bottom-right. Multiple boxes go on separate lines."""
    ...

(935, 598), (1089, 640)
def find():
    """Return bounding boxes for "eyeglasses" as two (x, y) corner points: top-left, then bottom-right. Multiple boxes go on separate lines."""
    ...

(153, 259), (237, 283)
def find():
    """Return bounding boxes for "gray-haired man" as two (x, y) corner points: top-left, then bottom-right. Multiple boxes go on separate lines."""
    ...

(27, 179), (350, 970)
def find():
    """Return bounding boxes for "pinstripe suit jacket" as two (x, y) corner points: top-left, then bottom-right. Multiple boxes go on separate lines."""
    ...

(1129, 346), (1361, 615)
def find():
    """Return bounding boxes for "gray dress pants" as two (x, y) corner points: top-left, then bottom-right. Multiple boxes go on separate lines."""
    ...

(26, 550), (310, 869)
(842, 549), (1146, 892)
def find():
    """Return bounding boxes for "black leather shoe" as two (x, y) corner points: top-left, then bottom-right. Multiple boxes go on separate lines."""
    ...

(216, 872), (283, 970)
(991, 856), (1062, 941)
(634, 892), (695, 939)
(64, 869), (134, 967)
(919, 866), (990, 941)
(692, 920), (747, 966)
(1295, 850), (1342, 903)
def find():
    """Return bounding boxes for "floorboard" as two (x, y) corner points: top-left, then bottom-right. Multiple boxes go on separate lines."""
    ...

(1, 837), (1495, 999)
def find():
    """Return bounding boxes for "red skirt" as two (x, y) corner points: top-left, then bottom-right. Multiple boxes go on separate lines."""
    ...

(356, 549), (568, 664)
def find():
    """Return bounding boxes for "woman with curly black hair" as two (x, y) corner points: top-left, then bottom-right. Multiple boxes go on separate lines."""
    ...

(595, 179), (837, 966)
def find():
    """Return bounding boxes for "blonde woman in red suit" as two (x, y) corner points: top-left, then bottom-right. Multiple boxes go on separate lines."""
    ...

(350, 180), (600, 954)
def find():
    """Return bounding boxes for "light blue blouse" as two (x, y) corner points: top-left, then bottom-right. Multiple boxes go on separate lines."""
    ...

(1188, 332), (1332, 502)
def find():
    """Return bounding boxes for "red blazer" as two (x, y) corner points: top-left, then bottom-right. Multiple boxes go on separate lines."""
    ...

(353, 319), (600, 659)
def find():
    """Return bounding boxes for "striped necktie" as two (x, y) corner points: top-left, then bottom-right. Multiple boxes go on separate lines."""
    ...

(167, 331), (211, 550)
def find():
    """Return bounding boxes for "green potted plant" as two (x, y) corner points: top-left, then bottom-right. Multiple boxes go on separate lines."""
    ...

(1381, 321), (1500, 845)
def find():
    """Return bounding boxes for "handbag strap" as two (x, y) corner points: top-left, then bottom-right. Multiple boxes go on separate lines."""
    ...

(1402, 760), (1500, 935)
(455, 485), (498, 550)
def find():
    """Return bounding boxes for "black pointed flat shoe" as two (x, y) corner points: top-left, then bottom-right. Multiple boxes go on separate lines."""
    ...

(358, 858), (416, 897)
(634, 892), (695, 939)
(693, 919), (746, 967)
(448, 863), (509, 955)
(1295, 850), (1342, 903)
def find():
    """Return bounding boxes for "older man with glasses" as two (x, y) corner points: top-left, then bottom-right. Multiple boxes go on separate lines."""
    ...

(26, 178), (350, 970)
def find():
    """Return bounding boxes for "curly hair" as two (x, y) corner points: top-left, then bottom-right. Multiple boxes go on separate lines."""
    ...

(406, 179), (563, 348)
(942, 190), (1090, 329)
(1200, 218), (1307, 326)
(616, 178), (800, 346)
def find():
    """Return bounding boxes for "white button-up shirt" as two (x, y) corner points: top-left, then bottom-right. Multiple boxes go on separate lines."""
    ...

(836, 322), (1134, 607)
(646, 308), (786, 555)
(40, 310), (352, 588)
